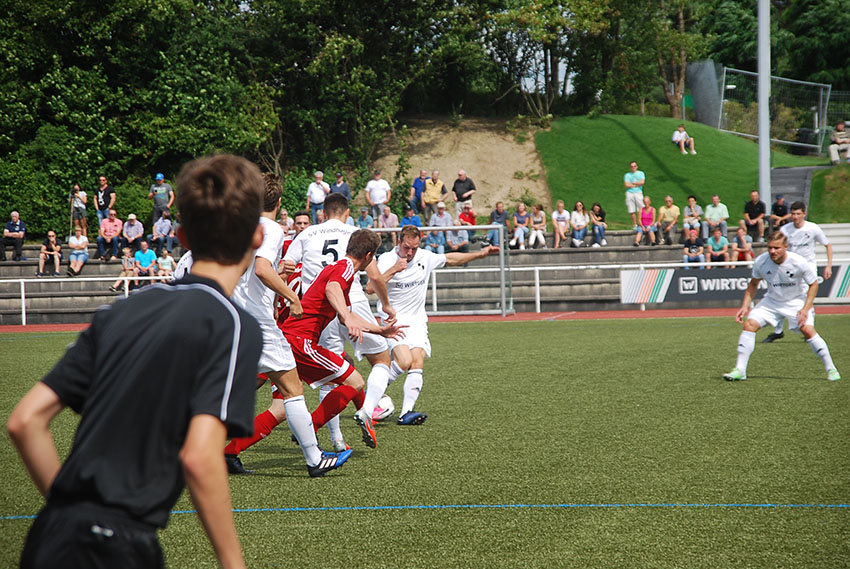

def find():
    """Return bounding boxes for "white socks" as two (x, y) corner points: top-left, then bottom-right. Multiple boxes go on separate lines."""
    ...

(360, 363), (390, 417)
(735, 330), (756, 373)
(319, 384), (344, 444)
(775, 319), (785, 334)
(400, 369), (423, 416)
(807, 334), (835, 371)
(283, 396), (321, 466)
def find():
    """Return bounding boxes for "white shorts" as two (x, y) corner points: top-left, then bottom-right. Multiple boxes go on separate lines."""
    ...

(386, 321), (431, 358)
(748, 299), (815, 332)
(319, 300), (388, 360)
(625, 191), (644, 214)
(257, 319), (296, 373)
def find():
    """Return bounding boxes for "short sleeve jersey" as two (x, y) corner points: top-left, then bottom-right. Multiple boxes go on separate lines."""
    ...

(5, 219), (26, 235)
(552, 209), (569, 227)
(744, 200), (766, 219)
(658, 205), (680, 223)
(707, 236), (729, 252)
(672, 130), (688, 142)
(135, 248), (157, 268)
(376, 247), (446, 325)
(685, 238), (704, 254)
(752, 250), (816, 304)
(284, 218), (367, 303)
(705, 202), (729, 223)
(624, 171), (645, 193)
(400, 215), (422, 227)
(232, 216), (285, 325)
(41, 238), (61, 253)
(283, 258), (356, 340)
(150, 182), (173, 208)
(780, 221), (829, 265)
(366, 179), (391, 204)
(173, 250), (194, 279)
(41, 275), (260, 527)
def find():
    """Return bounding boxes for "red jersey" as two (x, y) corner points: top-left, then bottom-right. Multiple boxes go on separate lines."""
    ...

(283, 258), (356, 340)
(275, 264), (303, 328)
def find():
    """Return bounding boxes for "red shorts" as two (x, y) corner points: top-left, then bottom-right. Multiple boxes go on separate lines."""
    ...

(283, 333), (354, 388)
(737, 251), (752, 262)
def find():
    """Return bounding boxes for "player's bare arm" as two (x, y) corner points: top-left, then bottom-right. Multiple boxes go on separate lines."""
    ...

(7, 383), (65, 497)
(445, 244), (500, 266)
(180, 415), (247, 569)
(824, 243), (833, 279)
(736, 278), (761, 324)
(255, 257), (302, 317)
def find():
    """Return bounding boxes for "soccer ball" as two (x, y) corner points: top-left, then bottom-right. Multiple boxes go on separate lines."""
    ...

(371, 395), (395, 422)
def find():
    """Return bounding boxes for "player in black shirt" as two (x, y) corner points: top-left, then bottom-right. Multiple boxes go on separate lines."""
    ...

(8, 155), (267, 569)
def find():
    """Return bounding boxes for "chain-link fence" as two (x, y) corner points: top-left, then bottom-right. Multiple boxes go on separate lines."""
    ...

(717, 67), (831, 152)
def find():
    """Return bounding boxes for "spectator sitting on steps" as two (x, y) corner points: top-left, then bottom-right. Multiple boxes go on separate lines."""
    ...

(67, 226), (89, 277)
(634, 195), (658, 247)
(732, 226), (754, 263)
(570, 201), (590, 248)
(1, 211), (26, 262)
(683, 230), (705, 270)
(705, 226), (730, 268)
(109, 247), (135, 292)
(37, 231), (62, 277)
(510, 202), (531, 250)
(828, 121), (850, 165)
(551, 200), (569, 249)
(529, 204), (547, 249)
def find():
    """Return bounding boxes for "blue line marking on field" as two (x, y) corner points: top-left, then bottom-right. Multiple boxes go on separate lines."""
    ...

(3, 502), (849, 521)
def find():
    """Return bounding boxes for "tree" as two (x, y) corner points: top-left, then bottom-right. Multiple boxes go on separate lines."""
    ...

(655, 0), (708, 118)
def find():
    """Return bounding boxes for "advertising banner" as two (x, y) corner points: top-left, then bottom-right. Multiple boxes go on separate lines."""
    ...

(621, 265), (849, 304)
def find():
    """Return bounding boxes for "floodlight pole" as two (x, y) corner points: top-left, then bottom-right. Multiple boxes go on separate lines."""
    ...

(757, 0), (771, 205)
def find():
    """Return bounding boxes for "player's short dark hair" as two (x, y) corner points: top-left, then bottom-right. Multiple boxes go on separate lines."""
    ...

(293, 210), (310, 220)
(176, 155), (263, 265)
(789, 200), (806, 212)
(767, 231), (787, 245)
(400, 225), (422, 241)
(323, 193), (349, 217)
(262, 173), (282, 212)
(347, 229), (381, 259)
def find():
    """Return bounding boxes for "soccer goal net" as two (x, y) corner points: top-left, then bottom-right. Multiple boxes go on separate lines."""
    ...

(718, 67), (831, 152)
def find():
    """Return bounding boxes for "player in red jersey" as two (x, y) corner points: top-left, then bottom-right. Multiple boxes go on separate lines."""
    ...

(224, 210), (312, 473)
(283, 229), (405, 449)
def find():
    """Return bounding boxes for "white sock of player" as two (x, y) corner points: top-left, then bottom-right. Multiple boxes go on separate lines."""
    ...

(388, 360), (404, 384)
(775, 319), (785, 334)
(400, 369), (423, 416)
(319, 384), (344, 444)
(361, 363), (390, 417)
(807, 334), (836, 371)
(283, 396), (322, 466)
(735, 330), (756, 373)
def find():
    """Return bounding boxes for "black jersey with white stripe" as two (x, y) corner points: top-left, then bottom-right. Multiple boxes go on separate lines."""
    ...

(41, 274), (261, 528)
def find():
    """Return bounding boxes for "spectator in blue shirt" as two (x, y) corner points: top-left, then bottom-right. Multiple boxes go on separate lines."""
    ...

(133, 240), (157, 286)
(409, 169), (429, 214)
(486, 201), (509, 246)
(400, 207), (422, 228)
(356, 207), (374, 229)
(1, 211), (26, 261)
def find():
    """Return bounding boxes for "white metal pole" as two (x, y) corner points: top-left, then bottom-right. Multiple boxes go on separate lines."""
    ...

(758, 0), (771, 206)
(534, 266), (541, 313)
(20, 280), (26, 326)
(431, 271), (438, 312)
(498, 226), (506, 317)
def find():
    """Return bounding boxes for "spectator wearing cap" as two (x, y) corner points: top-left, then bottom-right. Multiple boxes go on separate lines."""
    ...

(121, 213), (145, 253)
(459, 201), (477, 239)
(400, 207), (422, 228)
(379, 205), (399, 245)
(770, 195), (791, 230)
(356, 207), (374, 229)
(147, 173), (174, 225)
(409, 169), (429, 215)
(147, 210), (174, 256)
(427, 201), (453, 254)
(366, 169), (392, 224)
(306, 170), (329, 223)
(330, 171), (351, 200)
(451, 169), (476, 217)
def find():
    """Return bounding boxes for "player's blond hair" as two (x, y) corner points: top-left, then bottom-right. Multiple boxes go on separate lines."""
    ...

(767, 231), (787, 245)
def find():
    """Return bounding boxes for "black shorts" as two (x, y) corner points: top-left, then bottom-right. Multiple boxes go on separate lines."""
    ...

(20, 501), (164, 569)
(72, 207), (86, 220)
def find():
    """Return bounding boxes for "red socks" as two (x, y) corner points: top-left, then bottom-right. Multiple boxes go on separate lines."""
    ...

(224, 410), (281, 455)
(353, 389), (365, 409)
(312, 385), (358, 431)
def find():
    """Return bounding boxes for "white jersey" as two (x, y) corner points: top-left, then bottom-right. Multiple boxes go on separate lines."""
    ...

(284, 218), (367, 303)
(780, 221), (829, 265)
(232, 216), (284, 324)
(173, 250), (194, 279)
(752, 250), (817, 305)
(376, 247), (446, 325)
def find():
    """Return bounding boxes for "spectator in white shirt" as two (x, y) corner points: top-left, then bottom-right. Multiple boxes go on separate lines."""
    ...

(366, 169), (392, 223)
(672, 124), (696, 155)
(306, 171), (329, 223)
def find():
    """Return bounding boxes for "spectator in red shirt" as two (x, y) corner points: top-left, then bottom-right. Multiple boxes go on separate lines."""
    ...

(97, 209), (123, 261)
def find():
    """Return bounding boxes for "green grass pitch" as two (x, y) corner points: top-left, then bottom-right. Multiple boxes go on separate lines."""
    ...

(1, 316), (848, 568)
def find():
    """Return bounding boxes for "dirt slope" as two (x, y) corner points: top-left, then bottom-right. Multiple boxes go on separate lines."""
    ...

(371, 116), (551, 211)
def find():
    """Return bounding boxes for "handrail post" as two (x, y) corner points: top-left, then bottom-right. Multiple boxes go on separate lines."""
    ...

(498, 225), (506, 317)
(20, 280), (26, 326)
(534, 266), (541, 313)
(123, 277), (129, 297)
(431, 271), (438, 312)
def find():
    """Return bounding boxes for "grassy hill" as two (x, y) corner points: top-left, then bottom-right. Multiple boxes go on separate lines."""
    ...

(536, 115), (826, 228)
(809, 165), (850, 224)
